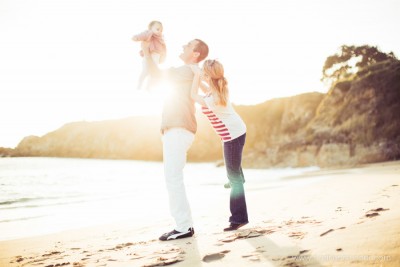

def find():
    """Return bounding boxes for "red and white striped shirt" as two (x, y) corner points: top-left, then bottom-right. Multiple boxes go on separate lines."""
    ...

(202, 95), (246, 142)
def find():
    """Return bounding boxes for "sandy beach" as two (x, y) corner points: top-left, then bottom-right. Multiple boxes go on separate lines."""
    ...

(1, 161), (399, 267)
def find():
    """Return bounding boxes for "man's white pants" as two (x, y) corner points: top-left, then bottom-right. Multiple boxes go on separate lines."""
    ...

(162, 128), (194, 232)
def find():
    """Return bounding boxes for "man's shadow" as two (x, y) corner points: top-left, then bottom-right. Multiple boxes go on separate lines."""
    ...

(244, 230), (323, 266)
(164, 228), (322, 267)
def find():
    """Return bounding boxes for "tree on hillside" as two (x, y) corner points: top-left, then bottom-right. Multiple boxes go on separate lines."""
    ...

(321, 45), (397, 86)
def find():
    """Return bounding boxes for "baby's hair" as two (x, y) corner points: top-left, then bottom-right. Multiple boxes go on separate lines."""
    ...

(148, 20), (163, 30)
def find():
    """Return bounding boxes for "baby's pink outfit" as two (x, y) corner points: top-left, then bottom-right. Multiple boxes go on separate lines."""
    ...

(133, 30), (166, 63)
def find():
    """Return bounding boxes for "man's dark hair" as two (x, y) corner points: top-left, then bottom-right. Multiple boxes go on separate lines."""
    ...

(194, 39), (209, 63)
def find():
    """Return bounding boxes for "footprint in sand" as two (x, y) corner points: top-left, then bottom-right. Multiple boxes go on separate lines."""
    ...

(142, 256), (184, 267)
(202, 250), (230, 262)
(365, 207), (389, 218)
(42, 251), (63, 257)
(288, 231), (306, 239)
(114, 242), (134, 249)
(365, 212), (379, 218)
(320, 227), (346, 237)
(219, 228), (274, 243)
(44, 262), (70, 267)
(242, 248), (267, 262)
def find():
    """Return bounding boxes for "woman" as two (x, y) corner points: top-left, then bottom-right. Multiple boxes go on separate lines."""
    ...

(190, 59), (249, 231)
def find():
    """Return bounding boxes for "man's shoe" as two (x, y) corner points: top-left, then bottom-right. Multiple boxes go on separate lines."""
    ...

(159, 227), (194, 241)
(223, 223), (248, 231)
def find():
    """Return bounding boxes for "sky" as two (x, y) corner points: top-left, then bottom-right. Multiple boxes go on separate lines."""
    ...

(1, 0), (399, 148)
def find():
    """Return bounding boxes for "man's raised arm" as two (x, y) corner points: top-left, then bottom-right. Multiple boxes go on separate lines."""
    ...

(141, 41), (163, 81)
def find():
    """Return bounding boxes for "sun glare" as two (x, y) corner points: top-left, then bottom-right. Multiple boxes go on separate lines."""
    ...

(130, 82), (170, 116)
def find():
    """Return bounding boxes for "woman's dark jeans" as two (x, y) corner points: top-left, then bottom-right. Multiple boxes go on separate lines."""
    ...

(223, 133), (249, 224)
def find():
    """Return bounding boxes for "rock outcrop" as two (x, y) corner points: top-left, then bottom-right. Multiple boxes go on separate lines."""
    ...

(242, 59), (400, 167)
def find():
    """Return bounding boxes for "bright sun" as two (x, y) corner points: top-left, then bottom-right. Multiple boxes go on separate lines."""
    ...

(130, 82), (169, 116)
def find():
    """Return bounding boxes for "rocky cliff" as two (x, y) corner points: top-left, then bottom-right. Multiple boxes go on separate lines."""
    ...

(4, 59), (400, 168)
(241, 59), (400, 167)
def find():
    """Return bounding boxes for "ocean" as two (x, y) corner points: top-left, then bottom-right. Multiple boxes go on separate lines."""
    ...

(0, 157), (319, 241)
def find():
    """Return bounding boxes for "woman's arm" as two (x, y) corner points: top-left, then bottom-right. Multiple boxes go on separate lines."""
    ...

(190, 72), (207, 106)
(199, 81), (210, 94)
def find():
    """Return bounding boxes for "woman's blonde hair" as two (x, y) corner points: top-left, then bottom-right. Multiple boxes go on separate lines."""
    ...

(203, 59), (229, 106)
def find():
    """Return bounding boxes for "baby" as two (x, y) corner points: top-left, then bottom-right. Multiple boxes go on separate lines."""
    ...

(132, 20), (166, 91)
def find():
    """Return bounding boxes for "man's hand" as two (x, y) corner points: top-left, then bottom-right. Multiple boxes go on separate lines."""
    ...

(189, 64), (201, 75)
(140, 41), (161, 78)
(141, 41), (150, 56)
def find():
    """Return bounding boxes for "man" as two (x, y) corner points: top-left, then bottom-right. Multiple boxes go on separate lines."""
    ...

(142, 39), (209, 241)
